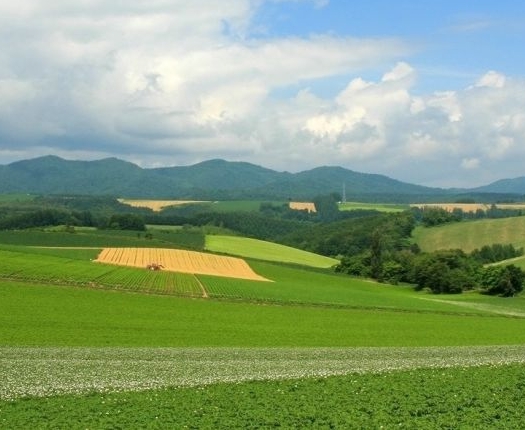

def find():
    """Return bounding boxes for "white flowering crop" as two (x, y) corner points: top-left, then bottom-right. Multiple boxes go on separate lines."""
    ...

(2, 345), (525, 401)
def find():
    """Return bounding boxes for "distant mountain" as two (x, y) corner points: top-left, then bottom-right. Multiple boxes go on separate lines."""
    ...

(0, 155), (520, 200)
(471, 177), (525, 195)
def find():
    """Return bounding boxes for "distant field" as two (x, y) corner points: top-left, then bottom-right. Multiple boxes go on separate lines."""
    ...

(205, 235), (339, 268)
(289, 201), (316, 212)
(411, 202), (525, 213)
(0, 193), (36, 202)
(413, 217), (525, 253)
(118, 199), (209, 211)
(0, 228), (205, 250)
(339, 202), (408, 212)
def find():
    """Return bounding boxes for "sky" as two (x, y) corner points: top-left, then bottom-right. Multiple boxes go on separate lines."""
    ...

(1, 0), (525, 188)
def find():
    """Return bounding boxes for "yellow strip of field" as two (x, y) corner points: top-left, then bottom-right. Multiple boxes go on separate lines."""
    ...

(289, 202), (316, 213)
(118, 199), (209, 211)
(94, 247), (269, 282)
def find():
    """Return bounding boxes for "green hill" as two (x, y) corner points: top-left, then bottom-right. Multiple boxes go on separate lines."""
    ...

(0, 155), (444, 199)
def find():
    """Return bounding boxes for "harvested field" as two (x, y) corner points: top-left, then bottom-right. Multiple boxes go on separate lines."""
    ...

(95, 247), (269, 282)
(118, 199), (208, 211)
(289, 202), (316, 213)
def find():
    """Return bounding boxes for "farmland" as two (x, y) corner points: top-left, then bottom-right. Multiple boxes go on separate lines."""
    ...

(289, 201), (317, 212)
(2, 227), (525, 427)
(96, 247), (269, 281)
(339, 201), (408, 212)
(413, 216), (525, 252)
(118, 199), (209, 211)
(205, 235), (339, 268)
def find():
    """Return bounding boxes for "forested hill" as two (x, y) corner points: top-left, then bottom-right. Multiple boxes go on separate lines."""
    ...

(0, 154), (515, 200)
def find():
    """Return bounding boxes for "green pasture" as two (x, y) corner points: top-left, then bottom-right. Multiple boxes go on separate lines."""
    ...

(0, 227), (204, 250)
(338, 201), (408, 212)
(413, 216), (525, 253)
(0, 193), (36, 202)
(205, 234), (339, 268)
(2, 281), (525, 347)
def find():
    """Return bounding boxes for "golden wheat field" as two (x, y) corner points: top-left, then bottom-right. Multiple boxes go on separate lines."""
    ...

(117, 199), (208, 211)
(289, 202), (317, 213)
(95, 247), (269, 281)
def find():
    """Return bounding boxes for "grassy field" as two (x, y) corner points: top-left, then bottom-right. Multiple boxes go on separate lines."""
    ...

(339, 201), (408, 212)
(3, 229), (525, 427)
(413, 216), (525, 252)
(205, 234), (339, 268)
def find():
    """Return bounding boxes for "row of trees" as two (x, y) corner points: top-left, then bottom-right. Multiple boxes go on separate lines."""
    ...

(412, 205), (525, 227)
(336, 244), (525, 297)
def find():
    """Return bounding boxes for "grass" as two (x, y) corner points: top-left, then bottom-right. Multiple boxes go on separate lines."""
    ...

(205, 235), (339, 268)
(3, 228), (525, 427)
(3, 281), (525, 347)
(0, 193), (36, 202)
(0, 228), (205, 250)
(413, 216), (525, 252)
(338, 201), (408, 212)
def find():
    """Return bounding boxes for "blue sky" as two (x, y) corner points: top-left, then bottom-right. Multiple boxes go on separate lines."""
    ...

(0, 0), (524, 187)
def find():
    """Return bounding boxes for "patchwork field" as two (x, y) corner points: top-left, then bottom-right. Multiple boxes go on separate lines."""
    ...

(2, 228), (525, 427)
(413, 216), (525, 252)
(95, 247), (269, 281)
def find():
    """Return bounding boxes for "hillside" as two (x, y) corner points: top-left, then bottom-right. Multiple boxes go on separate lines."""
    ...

(0, 155), (444, 199)
(413, 217), (525, 253)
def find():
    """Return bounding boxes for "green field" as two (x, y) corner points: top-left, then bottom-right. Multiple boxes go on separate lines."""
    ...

(338, 201), (408, 212)
(413, 216), (525, 252)
(205, 234), (339, 268)
(3, 229), (525, 427)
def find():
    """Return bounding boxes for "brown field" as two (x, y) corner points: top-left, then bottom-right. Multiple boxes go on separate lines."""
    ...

(95, 247), (269, 282)
(289, 202), (317, 213)
(118, 199), (209, 212)
(410, 203), (525, 213)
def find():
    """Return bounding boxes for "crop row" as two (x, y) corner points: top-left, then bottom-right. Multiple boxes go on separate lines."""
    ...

(0, 249), (203, 296)
(3, 345), (525, 400)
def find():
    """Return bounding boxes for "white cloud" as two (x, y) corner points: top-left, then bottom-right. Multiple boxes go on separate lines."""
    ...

(0, 1), (524, 187)
(475, 71), (506, 88)
(461, 158), (480, 170)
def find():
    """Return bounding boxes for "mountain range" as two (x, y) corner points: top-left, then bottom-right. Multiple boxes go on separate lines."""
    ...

(0, 155), (524, 201)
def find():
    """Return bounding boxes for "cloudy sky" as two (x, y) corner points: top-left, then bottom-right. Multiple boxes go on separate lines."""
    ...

(1, 0), (524, 187)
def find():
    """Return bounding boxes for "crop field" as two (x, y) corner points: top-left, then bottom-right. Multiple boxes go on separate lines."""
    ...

(3, 231), (525, 427)
(411, 202), (525, 213)
(289, 201), (317, 212)
(205, 235), (339, 268)
(0, 227), (205, 250)
(0, 249), (204, 296)
(339, 201), (408, 212)
(413, 216), (525, 252)
(117, 199), (209, 211)
(95, 247), (269, 281)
